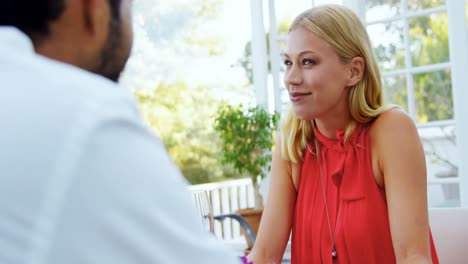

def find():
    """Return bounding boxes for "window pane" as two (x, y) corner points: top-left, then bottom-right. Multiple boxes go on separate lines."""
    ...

(382, 75), (408, 112)
(365, 0), (401, 22)
(414, 69), (453, 123)
(407, 0), (446, 12)
(368, 21), (405, 71)
(409, 12), (449, 67)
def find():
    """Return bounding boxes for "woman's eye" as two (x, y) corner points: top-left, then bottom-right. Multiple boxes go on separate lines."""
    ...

(284, 60), (292, 66)
(302, 59), (316, 65)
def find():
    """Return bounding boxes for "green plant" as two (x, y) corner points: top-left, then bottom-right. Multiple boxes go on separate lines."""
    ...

(214, 104), (280, 208)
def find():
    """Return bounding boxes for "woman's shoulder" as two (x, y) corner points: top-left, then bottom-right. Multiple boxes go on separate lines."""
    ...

(369, 107), (418, 145)
(371, 107), (414, 128)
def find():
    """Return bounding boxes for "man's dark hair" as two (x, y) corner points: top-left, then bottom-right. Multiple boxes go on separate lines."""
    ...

(1, 0), (121, 39)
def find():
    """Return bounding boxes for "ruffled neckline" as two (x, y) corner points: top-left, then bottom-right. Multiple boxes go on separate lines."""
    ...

(310, 123), (367, 201)
(313, 124), (361, 151)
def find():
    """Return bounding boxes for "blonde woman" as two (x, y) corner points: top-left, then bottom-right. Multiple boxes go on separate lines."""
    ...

(247, 5), (438, 264)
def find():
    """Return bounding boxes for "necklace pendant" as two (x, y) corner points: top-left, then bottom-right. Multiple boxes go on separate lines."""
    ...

(332, 249), (337, 259)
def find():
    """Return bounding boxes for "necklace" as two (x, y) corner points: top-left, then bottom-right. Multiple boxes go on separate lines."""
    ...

(315, 138), (344, 259)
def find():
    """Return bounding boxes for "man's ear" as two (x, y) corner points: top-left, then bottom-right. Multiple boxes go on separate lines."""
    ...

(346, 57), (365, 87)
(81, 0), (110, 42)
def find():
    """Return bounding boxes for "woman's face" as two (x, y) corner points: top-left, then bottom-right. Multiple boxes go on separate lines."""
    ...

(284, 27), (352, 121)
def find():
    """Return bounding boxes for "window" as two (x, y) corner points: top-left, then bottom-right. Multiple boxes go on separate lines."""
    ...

(366, 0), (452, 124)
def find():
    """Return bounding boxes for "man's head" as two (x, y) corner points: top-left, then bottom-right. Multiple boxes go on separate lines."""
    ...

(1, 0), (133, 82)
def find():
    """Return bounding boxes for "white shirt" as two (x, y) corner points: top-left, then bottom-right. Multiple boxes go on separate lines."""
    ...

(0, 27), (240, 264)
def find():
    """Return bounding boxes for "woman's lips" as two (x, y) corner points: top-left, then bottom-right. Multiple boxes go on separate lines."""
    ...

(289, 92), (312, 102)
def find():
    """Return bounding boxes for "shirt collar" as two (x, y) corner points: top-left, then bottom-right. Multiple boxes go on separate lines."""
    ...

(0, 26), (35, 55)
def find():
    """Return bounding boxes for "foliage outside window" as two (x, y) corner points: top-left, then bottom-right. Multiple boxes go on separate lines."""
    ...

(133, 83), (239, 184)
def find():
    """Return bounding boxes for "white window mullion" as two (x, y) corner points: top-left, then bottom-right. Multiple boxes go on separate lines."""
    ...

(250, 0), (269, 109)
(381, 62), (451, 78)
(416, 119), (455, 129)
(268, 0), (281, 114)
(367, 5), (447, 26)
(447, 0), (468, 207)
(401, 0), (416, 120)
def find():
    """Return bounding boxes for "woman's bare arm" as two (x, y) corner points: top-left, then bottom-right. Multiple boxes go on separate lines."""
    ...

(247, 135), (298, 264)
(373, 109), (433, 264)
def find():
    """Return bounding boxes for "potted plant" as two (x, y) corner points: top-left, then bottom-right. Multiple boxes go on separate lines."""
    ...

(213, 104), (280, 245)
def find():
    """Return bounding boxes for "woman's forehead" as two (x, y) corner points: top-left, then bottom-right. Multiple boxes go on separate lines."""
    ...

(284, 28), (334, 58)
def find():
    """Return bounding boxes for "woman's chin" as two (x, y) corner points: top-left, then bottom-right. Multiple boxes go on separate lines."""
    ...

(292, 108), (316, 121)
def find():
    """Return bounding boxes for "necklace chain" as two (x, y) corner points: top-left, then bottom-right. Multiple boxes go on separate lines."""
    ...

(315, 138), (344, 259)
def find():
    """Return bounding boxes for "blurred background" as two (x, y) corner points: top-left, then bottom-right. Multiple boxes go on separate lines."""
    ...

(120, 0), (468, 209)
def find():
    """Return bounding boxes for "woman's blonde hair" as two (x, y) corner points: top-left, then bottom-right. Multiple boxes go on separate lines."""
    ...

(282, 4), (394, 163)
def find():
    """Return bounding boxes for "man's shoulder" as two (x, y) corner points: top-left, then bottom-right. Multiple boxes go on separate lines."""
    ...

(22, 54), (140, 121)
(2, 51), (143, 138)
(36, 55), (130, 101)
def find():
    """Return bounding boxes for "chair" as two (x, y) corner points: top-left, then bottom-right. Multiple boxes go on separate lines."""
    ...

(429, 207), (468, 263)
(191, 190), (215, 233)
(190, 189), (290, 261)
(213, 213), (257, 255)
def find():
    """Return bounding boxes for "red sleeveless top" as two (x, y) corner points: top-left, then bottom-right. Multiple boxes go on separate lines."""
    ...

(291, 124), (438, 263)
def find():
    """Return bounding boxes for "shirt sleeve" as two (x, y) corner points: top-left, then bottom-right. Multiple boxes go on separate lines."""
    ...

(44, 98), (241, 264)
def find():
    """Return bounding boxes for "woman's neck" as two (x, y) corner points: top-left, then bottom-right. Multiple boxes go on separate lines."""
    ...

(314, 114), (351, 139)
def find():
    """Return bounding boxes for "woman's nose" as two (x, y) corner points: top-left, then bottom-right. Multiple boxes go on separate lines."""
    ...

(284, 66), (303, 87)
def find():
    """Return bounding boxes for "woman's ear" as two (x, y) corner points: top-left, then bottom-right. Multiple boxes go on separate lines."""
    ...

(346, 57), (365, 87)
